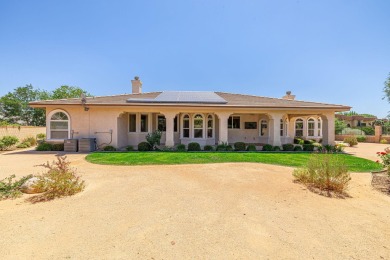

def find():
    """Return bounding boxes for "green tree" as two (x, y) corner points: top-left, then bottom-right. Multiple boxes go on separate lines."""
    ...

(335, 118), (347, 134)
(51, 85), (91, 99)
(384, 73), (390, 103)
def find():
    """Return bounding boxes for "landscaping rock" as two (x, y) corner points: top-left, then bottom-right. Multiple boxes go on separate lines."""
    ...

(20, 177), (43, 194)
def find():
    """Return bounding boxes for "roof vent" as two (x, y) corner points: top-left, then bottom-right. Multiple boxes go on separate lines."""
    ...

(282, 91), (295, 100)
(131, 76), (142, 94)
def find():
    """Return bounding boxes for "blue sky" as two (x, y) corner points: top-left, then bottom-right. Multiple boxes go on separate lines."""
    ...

(0, 0), (389, 117)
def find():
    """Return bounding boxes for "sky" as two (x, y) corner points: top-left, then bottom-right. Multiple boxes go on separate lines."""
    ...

(0, 0), (389, 117)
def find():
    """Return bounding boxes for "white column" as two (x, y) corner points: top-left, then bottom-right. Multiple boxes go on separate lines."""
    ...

(215, 112), (231, 144)
(269, 113), (283, 146)
(163, 112), (176, 147)
(321, 113), (335, 145)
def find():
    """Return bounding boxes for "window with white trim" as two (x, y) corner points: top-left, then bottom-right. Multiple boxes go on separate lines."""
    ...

(308, 118), (315, 136)
(317, 118), (322, 136)
(295, 119), (304, 137)
(193, 114), (204, 138)
(260, 120), (268, 136)
(183, 115), (190, 138)
(280, 119), (284, 136)
(129, 114), (136, 132)
(228, 116), (240, 129)
(140, 114), (148, 132)
(207, 115), (213, 138)
(49, 111), (69, 139)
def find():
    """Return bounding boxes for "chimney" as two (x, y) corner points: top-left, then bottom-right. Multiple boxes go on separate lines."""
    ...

(131, 76), (142, 94)
(282, 91), (295, 100)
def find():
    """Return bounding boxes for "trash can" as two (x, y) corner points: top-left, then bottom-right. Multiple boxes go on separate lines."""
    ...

(64, 139), (78, 152)
(78, 138), (96, 152)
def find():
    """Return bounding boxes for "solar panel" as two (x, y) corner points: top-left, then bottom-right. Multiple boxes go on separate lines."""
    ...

(127, 91), (227, 104)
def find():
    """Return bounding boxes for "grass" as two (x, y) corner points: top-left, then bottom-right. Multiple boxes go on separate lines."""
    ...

(85, 152), (382, 172)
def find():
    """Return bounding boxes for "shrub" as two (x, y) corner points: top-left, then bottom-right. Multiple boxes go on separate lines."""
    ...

(282, 144), (294, 151)
(262, 144), (273, 151)
(361, 126), (374, 135)
(188, 142), (201, 151)
(36, 133), (46, 140)
(294, 145), (303, 151)
(204, 145), (214, 151)
(51, 143), (64, 151)
(31, 156), (85, 202)
(138, 142), (152, 151)
(36, 142), (53, 151)
(225, 145), (233, 151)
(356, 136), (366, 142)
(377, 151), (390, 174)
(16, 142), (31, 149)
(103, 145), (116, 151)
(125, 145), (134, 151)
(303, 140), (315, 145)
(0, 174), (33, 200)
(146, 130), (162, 150)
(22, 136), (37, 146)
(234, 142), (246, 151)
(216, 142), (230, 151)
(247, 144), (257, 151)
(273, 146), (281, 151)
(294, 138), (304, 145)
(302, 144), (315, 151)
(0, 135), (19, 151)
(176, 144), (186, 152)
(293, 153), (351, 194)
(343, 136), (358, 147)
(380, 139), (388, 144)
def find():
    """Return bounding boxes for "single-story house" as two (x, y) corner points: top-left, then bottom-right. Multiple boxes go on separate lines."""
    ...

(29, 77), (350, 149)
(335, 114), (377, 127)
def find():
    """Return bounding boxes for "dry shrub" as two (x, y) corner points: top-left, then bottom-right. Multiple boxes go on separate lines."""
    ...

(28, 156), (85, 203)
(293, 154), (351, 196)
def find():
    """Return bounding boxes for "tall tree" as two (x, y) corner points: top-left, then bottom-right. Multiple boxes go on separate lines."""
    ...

(51, 85), (91, 99)
(384, 73), (390, 103)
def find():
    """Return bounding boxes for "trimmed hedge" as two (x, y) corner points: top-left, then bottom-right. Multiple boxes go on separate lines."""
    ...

(103, 145), (117, 151)
(176, 144), (186, 152)
(234, 142), (246, 151)
(247, 144), (257, 151)
(188, 142), (201, 151)
(302, 144), (315, 151)
(138, 142), (152, 151)
(294, 145), (303, 151)
(282, 143), (294, 151)
(203, 145), (214, 151)
(262, 144), (273, 151)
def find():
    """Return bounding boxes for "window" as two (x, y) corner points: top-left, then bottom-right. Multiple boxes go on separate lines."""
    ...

(140, 114), (148, 132)
(228, 116), (240, 129)
(183, 115), (190, 138)
(193, 114), (203, 138)
(174, 116), (178, 132)
(280, 119), (284, 136)
(308, 118), (315, 136)
(157, 115), (166, 131)
(260, 120), (268, 136)
(318, 118), (322, 136)
(129, 114), (136, 132)
(295, 119), (304, 137)
(245, 122), (257, 129)
(49, 111), (69, 139)
(207, 115), (213, 138)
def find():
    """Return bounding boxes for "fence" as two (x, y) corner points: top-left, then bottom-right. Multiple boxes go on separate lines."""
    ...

(0, 126), (46, 141)
(336, 125), (390, 143)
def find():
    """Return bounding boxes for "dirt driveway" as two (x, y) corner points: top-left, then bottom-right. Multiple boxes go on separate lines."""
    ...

(0, 147), (390, 259)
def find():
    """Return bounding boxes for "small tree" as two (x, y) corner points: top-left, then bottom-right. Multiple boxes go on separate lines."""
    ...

(146, 130), (162, 150)
(335, 118), (347, 134)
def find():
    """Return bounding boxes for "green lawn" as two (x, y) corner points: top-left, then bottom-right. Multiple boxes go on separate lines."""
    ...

(85, 152), (382, 172)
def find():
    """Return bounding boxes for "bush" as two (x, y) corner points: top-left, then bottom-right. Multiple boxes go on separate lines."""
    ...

(234, 142), (246, 151)
(36, 142), (53, 151)
(343, 136), (358, 147)
(216, 142), (230, 151)
(294, 145), (303, 151)
(262, 144), (273, 151)
(294, 138), (304, 145)
(302, 144), (315, 151)
(188, 142), (201, 151)
(146, 130), (162, 150)
(36, 133), (46, 140)
(125, 145), (134, 151)
(361, 127), (374, 135)
(204, 145), (214, 151)
(282, 144), (294, 151)
(380, 139), (388, 144)
(303, 140), (315, 145)
(225, 145), (233, 151)
(22, 136), (37, 146)
(138, 142), (152, 151)
(103, 145), (116, 151)
(0, 174), (33, 200)
(293, 153), (351, 194)
(356, 136), (366, 142)
(176, 144), (186, 152)
(51, 143), (64, 151)
(31, 156), (85, 202)
(0, 135), (19, 151)
(247, 144), (257, 151)
(16, 142), (31, 148)
(273, 146), (281, 151)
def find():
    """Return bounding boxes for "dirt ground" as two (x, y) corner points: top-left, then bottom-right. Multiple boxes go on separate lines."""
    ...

(0, 144), (390, 259)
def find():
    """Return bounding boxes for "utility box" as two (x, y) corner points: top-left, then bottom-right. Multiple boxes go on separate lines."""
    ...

(64, 139), (78, 152)
(78, 138), (96, 152)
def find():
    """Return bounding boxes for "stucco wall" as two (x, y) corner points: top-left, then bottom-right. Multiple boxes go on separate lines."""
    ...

(0, 126), (46, 141)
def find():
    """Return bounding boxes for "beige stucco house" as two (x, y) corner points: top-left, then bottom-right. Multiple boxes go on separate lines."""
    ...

(29, 77), (350, 149)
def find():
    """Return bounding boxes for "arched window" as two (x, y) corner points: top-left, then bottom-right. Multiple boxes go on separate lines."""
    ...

(49, 110), (70, 139)
(285, 119), (289, 137)
(317, 117), (322, 136)
(182, 114), (190, 138)
(207, 115), (213, 138)
(260, 120), (268, 136)
(280, 119), (284, 136)
(193, 114), (204, 138)
(295, 119), (304, 137)
(308, 118), (315, 136)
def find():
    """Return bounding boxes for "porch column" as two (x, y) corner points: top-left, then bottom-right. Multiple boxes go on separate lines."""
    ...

(163, 112), (177, 147)
(216, 112), (231, 144)
(321, 113), (335, 145)
(269, 113), (283, 146)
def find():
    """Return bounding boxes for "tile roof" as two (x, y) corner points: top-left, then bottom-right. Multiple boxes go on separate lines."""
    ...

(29, 91), (350, 110)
